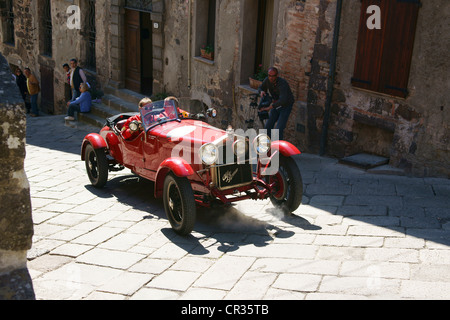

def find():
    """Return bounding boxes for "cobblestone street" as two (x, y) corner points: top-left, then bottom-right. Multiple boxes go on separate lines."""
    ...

(25, 114), (450, 300)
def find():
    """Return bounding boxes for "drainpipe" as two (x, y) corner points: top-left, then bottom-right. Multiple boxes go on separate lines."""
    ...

(319, 0), (342, 156)
(187, 0), (192, 89)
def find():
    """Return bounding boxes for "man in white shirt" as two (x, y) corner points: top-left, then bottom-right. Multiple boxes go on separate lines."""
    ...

(69, 58), (88, 101)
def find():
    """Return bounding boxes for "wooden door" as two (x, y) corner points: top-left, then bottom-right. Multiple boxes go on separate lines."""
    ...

(39, 65), (54, 114)
(124, 9), (141, 92)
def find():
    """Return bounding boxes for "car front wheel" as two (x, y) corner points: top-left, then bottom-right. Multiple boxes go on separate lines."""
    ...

(84, 143), (108, 188)
(163, 173), (196, 236)
(268, 155), (303, 214)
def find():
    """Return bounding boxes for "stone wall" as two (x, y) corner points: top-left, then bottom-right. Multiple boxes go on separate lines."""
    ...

(0, 0), (113, 114)
(329, 0), (450, 177)
(0, 53), (34, 299)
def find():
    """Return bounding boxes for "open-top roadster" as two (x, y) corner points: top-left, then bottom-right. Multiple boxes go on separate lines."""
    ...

(81, 97), (303, 235)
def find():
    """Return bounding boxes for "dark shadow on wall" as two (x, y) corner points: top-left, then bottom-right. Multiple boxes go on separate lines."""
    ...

(0, 268), (35, 300)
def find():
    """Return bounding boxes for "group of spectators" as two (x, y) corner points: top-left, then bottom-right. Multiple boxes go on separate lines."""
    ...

(13, 58), (92, 121)
(63, 59), (92, 121)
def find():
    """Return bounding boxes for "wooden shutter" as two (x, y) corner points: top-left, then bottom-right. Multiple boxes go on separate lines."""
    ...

(379, 0), (420, 98)
(351, 0), (389, 92)
(352, 0), (420, 98)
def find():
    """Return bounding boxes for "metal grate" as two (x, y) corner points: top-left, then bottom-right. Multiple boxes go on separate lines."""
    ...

(42, 0), (52, 56)
(4, 0), (14, 45)
(125, 0), (153, 13)
(85, 0), (96, 70)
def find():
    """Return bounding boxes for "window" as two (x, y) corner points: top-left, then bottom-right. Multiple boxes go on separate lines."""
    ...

(84, 0), (96, 70)
(255, 0), (274, 73)
(351, 0), (420, 98)
(240, 0), (275, 84)
(42, 0), (52, 56)
(195, 0), (216, 60)
(2, 0), (15, 45)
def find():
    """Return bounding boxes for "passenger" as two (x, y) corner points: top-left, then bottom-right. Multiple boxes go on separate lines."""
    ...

(121, 97), (152, 140)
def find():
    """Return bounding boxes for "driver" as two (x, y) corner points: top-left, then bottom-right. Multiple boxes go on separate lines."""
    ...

(158, 96), (179, 120)
(121, 97), (152, 140)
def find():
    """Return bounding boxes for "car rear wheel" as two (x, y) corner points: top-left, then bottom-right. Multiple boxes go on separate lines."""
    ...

(84, 143), (108, 188)
(268, 155), (303, 214)
(163, 173), (196, 236)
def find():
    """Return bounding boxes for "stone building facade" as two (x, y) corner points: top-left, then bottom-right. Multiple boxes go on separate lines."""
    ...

(1, 0), (448, 177)
(0, 52), (34, 299)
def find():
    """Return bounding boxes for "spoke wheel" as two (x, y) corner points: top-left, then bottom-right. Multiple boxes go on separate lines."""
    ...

(84, 144), (108, 188)
(269, 155), (303, 214)
(163, 174), (196, 236)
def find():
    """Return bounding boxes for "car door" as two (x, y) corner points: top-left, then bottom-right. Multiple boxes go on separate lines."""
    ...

(140, 129), (160, 180)
(121, 131), (145, 171)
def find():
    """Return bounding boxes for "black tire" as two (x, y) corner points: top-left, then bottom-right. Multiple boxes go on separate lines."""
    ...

(268, 155), (303, 213)
(84, 143), (108, 188)
(163, 173), (196, 236)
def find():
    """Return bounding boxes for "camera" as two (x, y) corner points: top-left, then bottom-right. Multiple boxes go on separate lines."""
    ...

(257, 94), (272, 121)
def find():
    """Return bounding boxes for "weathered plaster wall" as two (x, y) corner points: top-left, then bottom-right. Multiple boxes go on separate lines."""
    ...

(163, 0), (242, 129)
(163, 0), (330, 139)
(331, 0), (450, 177)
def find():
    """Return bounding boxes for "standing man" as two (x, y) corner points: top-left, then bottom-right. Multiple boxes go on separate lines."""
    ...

(69, 59), (87, 101)
(258, 67), (295, 141)
(63, 63), (72, 101)
(15, 68), (31, 114)
(23, 67), (40, 117)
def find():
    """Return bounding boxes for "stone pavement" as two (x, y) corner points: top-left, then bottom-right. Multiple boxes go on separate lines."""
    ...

(24, 114), (450, 300)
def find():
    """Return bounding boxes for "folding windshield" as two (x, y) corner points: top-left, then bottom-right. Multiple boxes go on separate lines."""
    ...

(140, 98), (180, 132)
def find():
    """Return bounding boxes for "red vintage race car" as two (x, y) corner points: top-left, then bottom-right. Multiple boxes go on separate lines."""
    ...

(81, 97), (303, 235)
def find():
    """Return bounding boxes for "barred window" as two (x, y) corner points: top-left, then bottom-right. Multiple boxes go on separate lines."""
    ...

(2, 0), (15, 45)
(84, 0), (96, 70)
(42, 0), (52, 56)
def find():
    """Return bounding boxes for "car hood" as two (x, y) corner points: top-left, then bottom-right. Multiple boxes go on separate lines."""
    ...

(149, 119), (227, 145)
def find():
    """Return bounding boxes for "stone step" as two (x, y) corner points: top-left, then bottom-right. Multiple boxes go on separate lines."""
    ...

(367, 164), (406, 176)
(103, 86), (147, 106)
(102, 94), (138, 114)
(78, 111), (106, 128)
(339, 153), (389, 170)
(90, 101), (119, 119)
(77, 86), (145, 128)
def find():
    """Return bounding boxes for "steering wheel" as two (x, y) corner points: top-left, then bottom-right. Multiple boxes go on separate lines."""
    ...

(143, 110), (161, 123)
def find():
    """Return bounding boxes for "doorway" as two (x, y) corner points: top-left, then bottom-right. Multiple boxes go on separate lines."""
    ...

(40, 65), (54, 114)
(124, 9), (153, 95)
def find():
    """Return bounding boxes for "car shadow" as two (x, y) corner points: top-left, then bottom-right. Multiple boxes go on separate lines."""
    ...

(84, 173), (321, 255)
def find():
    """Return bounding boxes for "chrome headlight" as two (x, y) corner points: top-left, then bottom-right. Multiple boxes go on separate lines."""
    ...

(199, 143), (219, 165)
(253, 134), (271, 155)
(129, 120), (140, 132)
(233, 139), (246, 157)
